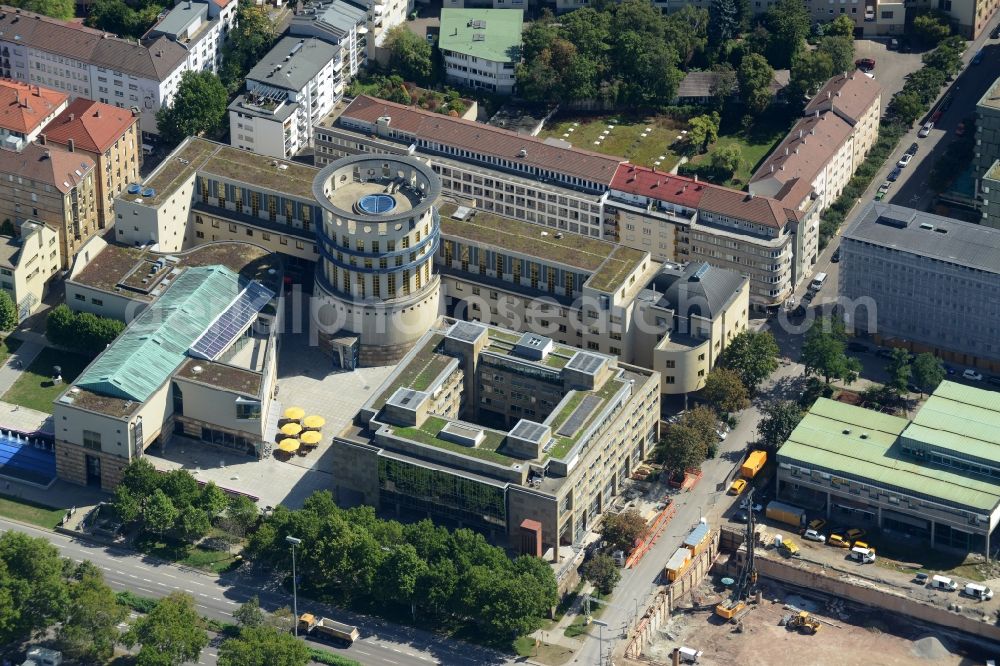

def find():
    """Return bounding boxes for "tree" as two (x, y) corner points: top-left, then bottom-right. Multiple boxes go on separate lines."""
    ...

(219, 0), (276, 92)
(826, 15), (856, 37)
(923, 43), (963, 77)
(737, 53), (774, 114)
(219, 494), (258, 547)
(58, 566), (127, 663)
(0, 532), (68, 646)
(126, 593), (208, 666)
(45, 303), (124, 354)
(885, 348), (912, 393)
(145, 489), (178, 539)
(709, 64), (738, 109)
(720, 330), (780, 393)
(580, 554), (621, 595)
(87, 0), (165, 40)
(817, 35), (855, 73)
(655, 424), (709, 474)
(762, 0), (810, 68)
(912, 353), (945, 395)
(702, 368), (750, 413)
(198, 482), (228, 519)
(756, 400), (804, 452)
(177, 505), (211, 543)
(7, 0), (73, 20)
(709, 0), (741, 49)
(218, 625), (310, 666)
(599, 509), (648, 552)
(789, 49), (834, 99)
(709, 144), (745, 178)
(889, 90), (925, 125)
(800, 316), (861, 385)
(913, 13), (952, 47)
(385, 25), (433, 84)
(0, 291), (16, 331)
(684, 112), (721, 154)
(156, 71), (228, 146)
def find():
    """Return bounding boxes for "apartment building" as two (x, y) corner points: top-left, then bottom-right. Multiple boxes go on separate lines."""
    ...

(53, 252), (282, 491)
(0, 139), (98, 267)
(980, 161), (1000, 228)
(332, 319), (661, 555)
(438, 9), (522, 95)
(144, 0), (234, 74)
(751, 72), (881, 216)
(288, 0), (368, 77)
(975, 75), (1000, 214)
(229, 38), (344, 159)
(443, 0), (526, 8)
(839, 203), (1000, 372)
(0, 78), (68, 146)
(0, 4), (232, 137)
(0, 219), (60, 321)
(43, 98), (140, 230)
(778, 382), (1000, 556)
(606, 164), (817, 308)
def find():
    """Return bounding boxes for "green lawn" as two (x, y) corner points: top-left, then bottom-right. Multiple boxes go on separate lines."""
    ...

(2, 347), (93, 413)
(539, 114), (685, 170)
(135, 535), (239, 574)
(0, 493), (66, 528)
(872, 540), (986, 582)
(688, 112), (797, 189)
(0, 337), (21, 366)
(514, 636), (575, 665)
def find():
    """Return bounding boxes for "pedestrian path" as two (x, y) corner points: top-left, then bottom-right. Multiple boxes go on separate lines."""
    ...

(529, 583), (593, 651)
(0, 337), (43, 396)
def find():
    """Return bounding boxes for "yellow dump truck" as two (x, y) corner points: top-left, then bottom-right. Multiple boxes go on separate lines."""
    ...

(740, 450), (767, 479)
(298, 613), (359, 645)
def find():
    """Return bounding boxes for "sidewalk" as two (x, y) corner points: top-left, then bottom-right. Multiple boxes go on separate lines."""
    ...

(0, 337), (43, 395)
(529, 583), (593, 651)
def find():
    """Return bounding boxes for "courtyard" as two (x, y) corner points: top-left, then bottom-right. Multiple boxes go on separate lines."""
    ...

(538, 115), (686, 170)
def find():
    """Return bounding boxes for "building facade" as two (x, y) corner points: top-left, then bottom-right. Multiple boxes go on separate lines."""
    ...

(332, 319), (661, 555)
(43, 98), (141, 230)
(289, 0), (377, 63)
(777, 384), (1000, 556)
(229, 37), (345, 159)
(438, 9), (522, 95)
(0, 219), (60, 321)
(975, 75), (1000, 215)
(839, 202), (1000, 372)
(0, 79), (68, 146)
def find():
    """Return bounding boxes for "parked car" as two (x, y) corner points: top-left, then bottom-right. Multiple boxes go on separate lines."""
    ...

(955, 122), (967, 136)
(828, 534), (850, 548)
(906, 142), (919, 155)
(919, 122), (934, 137)
(897, 153), (913, 168)
(848, 341), (869, 353)
(807, 518), (827, 532)
(963, 369), (983, 381)
(803, 529), (826, 543)
(728, 479), (747, 495)
(844, 528), (866, 541)
(831, 247), (841, 263)
(875, 181), (891, 200)
(943, 363), (957, 376)
(888, 166), (902, 182)
(855, 57), (876, 71)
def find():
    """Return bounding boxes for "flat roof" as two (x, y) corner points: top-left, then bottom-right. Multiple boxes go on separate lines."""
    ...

(844, 202), (1000, 275)
(175, 358), (262, 397)
(778, 398), (1000, 513)
(977, 75), (1000, 112)
(247, 37), (340, 92)
(439, 9), (523, 63)
(903, 381), (1000, 463)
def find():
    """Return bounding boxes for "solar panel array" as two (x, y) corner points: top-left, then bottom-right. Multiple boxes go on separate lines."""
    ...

(566, 352), (604, 375)
(510, 419), (548, 443)
(449, 320), (486, 343)
(189, 281), (275, 360)
(556, 395), (603, 438)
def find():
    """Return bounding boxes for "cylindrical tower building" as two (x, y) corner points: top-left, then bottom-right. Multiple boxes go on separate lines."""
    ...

(312, 154), (441, 366)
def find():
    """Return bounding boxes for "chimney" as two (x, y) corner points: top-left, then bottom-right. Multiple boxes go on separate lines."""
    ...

(68, 113), (74, 122)
(798, 129), (803, 139)
(815, 110), (820, 118)
(784, 147), (789, 156)
(836, 91), (841, 97)
(94, 109), (100, 118)
(770, 164), (774, 173)
(67, 138), (74, 153)
(37, 133), (45, 146)
(827, 91), (832, 100)
(693, 174), (699, 183)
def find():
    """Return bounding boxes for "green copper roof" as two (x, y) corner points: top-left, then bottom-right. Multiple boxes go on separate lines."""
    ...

(902, 380), (1000, 463)
(439, 9), (523, 63)
(76, 266), (243, 402)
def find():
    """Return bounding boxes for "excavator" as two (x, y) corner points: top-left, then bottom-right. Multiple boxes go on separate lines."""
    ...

(716, 487), (758, 621)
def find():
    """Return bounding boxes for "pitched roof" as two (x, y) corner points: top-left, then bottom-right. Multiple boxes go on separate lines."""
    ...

(609, 164), (705, 209)
(0, 8), (188, 81)
(341, 95), (623, 185)
(0, 141), (94, 193)
(0, 79), (67, 134)
(676, 71), (723, 99)
(698, 182), (803, 229)
(750, 112), (853, 200)
(804, 72), (881, 125)
(439, 9), (523, 63)
(659, 262), (747, 319)
(43, 98), (137, 153)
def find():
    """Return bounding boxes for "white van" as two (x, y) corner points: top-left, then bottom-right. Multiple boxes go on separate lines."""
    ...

(931, 574), (958, 591)
(962, 582), (993, 600)
(850, 546), (875, 563)
(809, 273), (828, 292)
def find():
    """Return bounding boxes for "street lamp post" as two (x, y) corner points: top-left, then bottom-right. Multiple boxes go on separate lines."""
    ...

(286, 536), (302, 637)
(593, 619), (608, 666)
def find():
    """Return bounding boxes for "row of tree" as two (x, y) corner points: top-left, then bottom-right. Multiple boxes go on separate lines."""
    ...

(86, 0), (166, 40)
(45, 304), (124, 355)
(244, 491), (558, 639)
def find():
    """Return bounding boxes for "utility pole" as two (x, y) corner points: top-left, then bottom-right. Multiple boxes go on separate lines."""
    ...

(286, 535), (302, 637)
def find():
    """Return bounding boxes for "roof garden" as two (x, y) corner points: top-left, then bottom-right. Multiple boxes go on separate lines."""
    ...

(587, 245), (648, 293)
(142, 138), (217, 206)
(484, 332), (576, 369)
(372, 334), (451, 408)
(546, 378), (625, 459)
(201, 145), (317, 199)
(391, 416), (514, 465)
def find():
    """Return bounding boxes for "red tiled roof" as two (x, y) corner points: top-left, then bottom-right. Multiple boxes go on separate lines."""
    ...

(341, 95), (624, 185)
(0, 79), (67, 134)
(750, 113), (853, 198)
(610, 164), (800, 229)
(0, 141), (95, 194)
(43, 98), (137, 154)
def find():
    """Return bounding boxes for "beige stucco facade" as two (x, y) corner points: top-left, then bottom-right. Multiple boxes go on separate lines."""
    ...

(0, 220), (60, 321)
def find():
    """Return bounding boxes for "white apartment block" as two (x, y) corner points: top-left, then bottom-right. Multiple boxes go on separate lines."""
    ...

(438, 9), (522, 95)
(289, 0), (368, 75)
(0, 1), (235, 138)
(229, 37), (343, 159)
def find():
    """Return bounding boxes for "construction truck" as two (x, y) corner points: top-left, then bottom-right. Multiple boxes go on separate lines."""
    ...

(787, 611), (821, 634)
(297, 613), (359, 645)
(716, 489), (758, 621)
(765, 501), (807, 528)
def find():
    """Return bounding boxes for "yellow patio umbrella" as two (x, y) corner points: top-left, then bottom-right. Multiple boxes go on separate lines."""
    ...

(283, 406), (305, 421)
(300, 430), (322, 446)
(280, 422), (302, 437)
(277, 438), (300, 453)
(302, 415), (326, 429)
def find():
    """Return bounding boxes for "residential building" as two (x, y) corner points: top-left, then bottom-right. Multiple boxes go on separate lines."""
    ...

(0, 4), (233, 137)
(751, 72), (881, 216)
(438, 9), (522, 95)
(777, 382), (1000, 556)
(443, 0), (526, 8)
(839, 202), (1000, 372)
(980, 160), (1000, 228)
(288, 1), (367, 76)
(143, 0), (234, 74)
(606, 164), (818, 308)
(0, 79), (68, 146)
(916, 0), (999, 38)
(0, 219), (60, 321)
(42, 98), (141, 230)
(0, 139), (98, 267)
(974, 75), (1000, 212)
(229, 38), (344, 159)
(53, 252), (283, 491)
(332, 318), (661, 555)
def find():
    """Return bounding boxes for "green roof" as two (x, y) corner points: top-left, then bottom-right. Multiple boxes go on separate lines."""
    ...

(75, 266), (244, 402)
(439, 9), (523, 63)
(778, 398), (1000, 513)
(903, 381), (1000, 463)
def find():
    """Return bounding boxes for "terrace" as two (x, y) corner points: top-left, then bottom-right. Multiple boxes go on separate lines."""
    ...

(372, 334), (450, 408)
(391, 416), (515, 465)
(546, 377), (626, 460)
(483, 334), (575, 369)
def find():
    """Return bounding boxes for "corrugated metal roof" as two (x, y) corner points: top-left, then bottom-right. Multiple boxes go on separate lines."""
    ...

(778, 398), (1000, 512)
(76, 266), (243, 402)
(903, 380), (1000, 461)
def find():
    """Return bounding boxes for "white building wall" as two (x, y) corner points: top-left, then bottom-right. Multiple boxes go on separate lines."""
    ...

(442, 51), (516, 94)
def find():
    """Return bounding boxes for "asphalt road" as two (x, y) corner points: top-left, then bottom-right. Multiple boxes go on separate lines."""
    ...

(0, 518), (507, 666)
